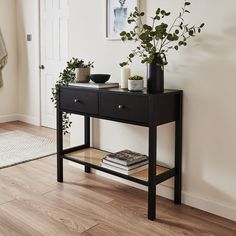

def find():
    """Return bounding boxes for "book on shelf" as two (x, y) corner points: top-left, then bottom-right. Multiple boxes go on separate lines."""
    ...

(69, 82), (119, 89)
(101, 162), (148, 175)
(102, 159), (148, 171)
(104, 150), (148, 166)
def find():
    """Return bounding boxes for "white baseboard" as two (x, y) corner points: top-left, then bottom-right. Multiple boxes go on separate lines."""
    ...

(0, 113), (40, 126)
(182, 191), (236, 222)
(0, 114), (19, 123)
(17, 114), (40, 126)
(68, 161), (236, 222)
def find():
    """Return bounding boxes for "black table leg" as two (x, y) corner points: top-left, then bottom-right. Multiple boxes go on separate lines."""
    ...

(85, 165), (91, 173)
(174, 93), (183, 204)
(84, 116), (91, 173)
(57, 108), (63, 182)
(148, 125), (157, 220)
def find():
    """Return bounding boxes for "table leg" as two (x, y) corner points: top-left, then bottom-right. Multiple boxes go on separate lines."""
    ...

(174, 93), (183, 204)
(148, 126), (157, 220)
(57, 108), (63, 182)
(84, 116), (91, 173)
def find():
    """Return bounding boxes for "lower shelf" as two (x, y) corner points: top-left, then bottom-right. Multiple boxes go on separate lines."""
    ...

(64, 148), (170, 182)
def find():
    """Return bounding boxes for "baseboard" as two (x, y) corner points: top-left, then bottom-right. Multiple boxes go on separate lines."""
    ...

(68, 161), (236, 222)
(182, 191), (236, 222)
(17, 114), (40, 126)
(0, 114), (19, 123)
(0, 113), (40, 126)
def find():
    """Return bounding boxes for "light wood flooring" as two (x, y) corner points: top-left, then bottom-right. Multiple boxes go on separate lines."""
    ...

(0, 121), (235, 236)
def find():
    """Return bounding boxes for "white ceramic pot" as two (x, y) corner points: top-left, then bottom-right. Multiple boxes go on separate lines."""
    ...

(75, 67), (90, 83)
(128, 80), (144, 91)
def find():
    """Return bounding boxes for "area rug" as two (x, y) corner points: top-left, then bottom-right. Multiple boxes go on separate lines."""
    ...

(0, 130), (56, 169)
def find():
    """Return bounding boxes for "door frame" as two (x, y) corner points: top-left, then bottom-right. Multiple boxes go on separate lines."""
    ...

(38, 0), (42, 127)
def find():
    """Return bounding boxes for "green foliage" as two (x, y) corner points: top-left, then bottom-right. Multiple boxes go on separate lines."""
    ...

(51, 57), (94, 134)
(119, 0), (205, 67)
(128, 75), (144, 80)
(67, 58), (94, 69)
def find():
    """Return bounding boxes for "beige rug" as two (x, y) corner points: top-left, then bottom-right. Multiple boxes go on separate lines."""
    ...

(0, 130), (56, 169)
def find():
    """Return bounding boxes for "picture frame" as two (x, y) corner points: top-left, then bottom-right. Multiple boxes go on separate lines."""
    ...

(106, 0), (139, 40)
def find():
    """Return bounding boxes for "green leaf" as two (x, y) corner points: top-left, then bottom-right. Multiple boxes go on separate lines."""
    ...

(189, 30), (194, 36)
(156, 8), (161, 15)
(120, 62), (128, 67)
(167, 34), (173, 40)
(200, 23), (205, 28)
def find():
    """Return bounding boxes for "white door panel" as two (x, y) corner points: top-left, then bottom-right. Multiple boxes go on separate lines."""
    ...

(40, 0), (69, 128)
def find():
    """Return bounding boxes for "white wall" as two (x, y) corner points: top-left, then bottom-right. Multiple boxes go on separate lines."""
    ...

(69, 0), (236, 221)
(0, 0), (19, 122)
(0, 0), (40, 125)
(16, 0), (40, 125)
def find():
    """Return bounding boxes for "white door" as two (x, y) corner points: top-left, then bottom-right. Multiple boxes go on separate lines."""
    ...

(40, 0), (69, 128)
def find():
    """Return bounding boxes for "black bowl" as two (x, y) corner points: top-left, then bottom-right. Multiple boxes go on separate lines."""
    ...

(89, 74), (111, 83)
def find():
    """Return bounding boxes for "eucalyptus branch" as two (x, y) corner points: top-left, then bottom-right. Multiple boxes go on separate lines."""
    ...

(160, 0), (188, 50)
(120, 0), (205, 67)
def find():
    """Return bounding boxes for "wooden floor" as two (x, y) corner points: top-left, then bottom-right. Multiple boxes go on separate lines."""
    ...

(0, 121), (235, 236)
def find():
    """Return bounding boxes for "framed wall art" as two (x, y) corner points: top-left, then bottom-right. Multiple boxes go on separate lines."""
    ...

(106, 0), (139, 40)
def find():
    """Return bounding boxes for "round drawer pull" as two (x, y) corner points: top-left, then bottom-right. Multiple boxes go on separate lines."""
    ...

(74, 98), (80, 103)
(118, 105), (124, 109)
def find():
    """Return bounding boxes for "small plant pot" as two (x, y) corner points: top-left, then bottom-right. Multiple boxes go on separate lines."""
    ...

(128, 80), (144, 91)
(75, 68), (90, 83)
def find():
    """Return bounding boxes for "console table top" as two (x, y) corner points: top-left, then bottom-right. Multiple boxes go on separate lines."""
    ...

(66, 85), (183, 96)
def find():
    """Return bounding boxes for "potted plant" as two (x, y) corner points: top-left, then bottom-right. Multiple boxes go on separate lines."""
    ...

(51, 57), (94, 134)
(119, 0), (205, 93)
(128, 75), (144, 91)
(73, 58), (94, 83)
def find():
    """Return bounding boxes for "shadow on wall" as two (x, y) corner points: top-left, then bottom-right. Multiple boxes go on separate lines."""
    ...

(92, 118), (148, 154)
(167, 14), (236, 208)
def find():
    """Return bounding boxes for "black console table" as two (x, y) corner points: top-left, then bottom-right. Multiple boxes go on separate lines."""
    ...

(57, 85), (183, 220)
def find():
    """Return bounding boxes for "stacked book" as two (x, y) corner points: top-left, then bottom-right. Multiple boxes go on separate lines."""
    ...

(101, 150), (148, 175)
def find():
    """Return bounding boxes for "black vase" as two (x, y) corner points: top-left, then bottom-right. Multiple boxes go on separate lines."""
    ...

(147, 54), (164, 93)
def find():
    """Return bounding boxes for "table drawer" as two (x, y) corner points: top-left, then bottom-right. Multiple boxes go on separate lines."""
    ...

(60, 87), (98, 114)
(99, 93), (148, 123)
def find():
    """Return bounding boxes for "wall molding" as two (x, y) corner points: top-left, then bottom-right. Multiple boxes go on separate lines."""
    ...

(68, 161), (236, 222)
(17, 114), (40, 126)
(0, 114), (19, 123)
(0, 114), (40, 126)
(182, 191), (236, 222)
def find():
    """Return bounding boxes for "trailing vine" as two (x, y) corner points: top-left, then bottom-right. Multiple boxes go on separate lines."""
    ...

(51, 58), (94, 134)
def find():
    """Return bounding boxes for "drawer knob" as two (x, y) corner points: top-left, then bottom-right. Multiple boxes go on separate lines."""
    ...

(118, 105), (124, 109)
(74, 98), (80, 103)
